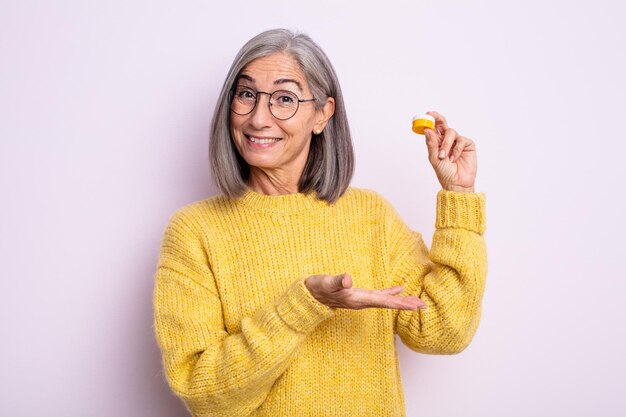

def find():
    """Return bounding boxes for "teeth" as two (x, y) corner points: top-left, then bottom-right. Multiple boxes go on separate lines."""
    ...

(249, 136), (281, 144)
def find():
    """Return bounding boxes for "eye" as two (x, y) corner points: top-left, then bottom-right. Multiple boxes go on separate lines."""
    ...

(235, 86), (256, 100)
(273, 91), (297, 106)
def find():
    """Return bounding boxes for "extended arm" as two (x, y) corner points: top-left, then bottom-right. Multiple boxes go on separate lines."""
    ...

(153, 209), (335, 416)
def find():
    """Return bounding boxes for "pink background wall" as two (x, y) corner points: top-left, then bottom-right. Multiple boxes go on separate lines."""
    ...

(2, 1), (625, 416)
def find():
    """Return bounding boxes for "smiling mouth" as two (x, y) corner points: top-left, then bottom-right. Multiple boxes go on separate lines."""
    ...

(246, 136), (282, 145)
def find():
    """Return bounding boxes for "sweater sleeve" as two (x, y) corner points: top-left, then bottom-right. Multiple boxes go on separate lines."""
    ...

(153, 208), (336, 417)
(389, 190), (487, 354)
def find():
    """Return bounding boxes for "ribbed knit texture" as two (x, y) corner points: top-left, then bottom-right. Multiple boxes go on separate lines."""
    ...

(153, 187), (487, 417)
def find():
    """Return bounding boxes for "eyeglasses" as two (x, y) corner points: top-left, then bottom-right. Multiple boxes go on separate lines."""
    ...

(229, 85), (317, 120)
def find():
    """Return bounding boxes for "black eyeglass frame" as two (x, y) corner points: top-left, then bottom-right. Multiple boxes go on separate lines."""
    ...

(229, 86), (318, 121)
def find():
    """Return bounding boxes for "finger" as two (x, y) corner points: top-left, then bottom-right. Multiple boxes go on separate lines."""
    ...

(424, 129), (441, 162)
(331, 273), (352, 291)
(439, 128), (458, 159)
(391, 295), (427, 310)
(366, 292), (426, 310)
(375, 285), (404, 295)
(449, 136), (468, 163)
(396, 296), (427, 310)
(427, 111), (449, 135)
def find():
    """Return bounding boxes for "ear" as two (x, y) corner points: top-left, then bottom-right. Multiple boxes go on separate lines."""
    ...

(313, 97), (335, 134)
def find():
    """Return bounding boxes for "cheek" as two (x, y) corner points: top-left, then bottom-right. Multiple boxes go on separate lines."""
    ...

(230, 120), (245, 141)
(229, 118), (239, 134)
(289, 117), (314, 138)
(228, 124), (244, 154)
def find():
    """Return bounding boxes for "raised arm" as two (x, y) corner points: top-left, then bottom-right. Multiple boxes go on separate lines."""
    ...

(391, 190), (487, 354)
(153, 209), (335, 416)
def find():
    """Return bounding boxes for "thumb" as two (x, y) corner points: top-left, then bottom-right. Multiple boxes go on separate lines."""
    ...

(424, 129), (440, 161)
(334, 273), (352, 290)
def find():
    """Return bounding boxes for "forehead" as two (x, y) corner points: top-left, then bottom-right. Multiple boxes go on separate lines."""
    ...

(238, 53), (308, 92)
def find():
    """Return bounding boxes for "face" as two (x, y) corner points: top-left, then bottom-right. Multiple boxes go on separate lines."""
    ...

(229, 53), (334, 179)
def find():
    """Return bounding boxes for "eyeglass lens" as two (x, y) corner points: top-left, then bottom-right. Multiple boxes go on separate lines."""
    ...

(231, 86), (299, 120)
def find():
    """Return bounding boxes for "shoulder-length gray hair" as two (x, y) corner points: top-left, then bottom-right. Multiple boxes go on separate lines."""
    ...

(208, 28), (354, 204)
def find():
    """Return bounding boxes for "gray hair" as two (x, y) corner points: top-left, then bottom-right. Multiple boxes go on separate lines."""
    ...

(208, 28), (354, 204)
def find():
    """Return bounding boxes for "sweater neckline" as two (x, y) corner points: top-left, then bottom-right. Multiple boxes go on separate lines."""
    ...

(238, 188), (329, 215)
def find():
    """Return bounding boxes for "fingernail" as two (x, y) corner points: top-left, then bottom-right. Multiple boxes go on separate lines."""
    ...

(439, 150), (445, 158)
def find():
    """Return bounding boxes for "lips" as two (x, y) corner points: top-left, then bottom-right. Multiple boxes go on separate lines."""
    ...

(248, 136), (281, 144)
(245, 135), (283, 147)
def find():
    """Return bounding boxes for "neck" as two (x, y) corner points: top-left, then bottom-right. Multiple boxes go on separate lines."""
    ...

(248, 167), (302, 195)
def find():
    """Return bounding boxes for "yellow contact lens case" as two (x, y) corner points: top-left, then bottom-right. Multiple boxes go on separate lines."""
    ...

(412, 114), (435, 135)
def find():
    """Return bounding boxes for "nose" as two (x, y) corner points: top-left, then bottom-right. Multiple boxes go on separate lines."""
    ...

(249, 92), (274, 129)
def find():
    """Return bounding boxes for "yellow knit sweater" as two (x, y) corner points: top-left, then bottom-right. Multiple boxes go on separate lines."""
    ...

(153, 187), (487, 417)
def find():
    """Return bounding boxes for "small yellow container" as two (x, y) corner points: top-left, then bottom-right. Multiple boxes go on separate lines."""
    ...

(412, 114), (435, 135)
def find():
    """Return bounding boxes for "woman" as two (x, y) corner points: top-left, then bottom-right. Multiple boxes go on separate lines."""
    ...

(154, 28), (487, 417)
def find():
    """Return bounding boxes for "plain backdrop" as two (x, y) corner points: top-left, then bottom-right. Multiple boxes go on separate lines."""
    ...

(1, 0), (625, 416)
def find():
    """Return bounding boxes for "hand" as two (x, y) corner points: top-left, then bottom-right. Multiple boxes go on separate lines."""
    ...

(423, 111), (477, 193)
(304, 273), (426, 310)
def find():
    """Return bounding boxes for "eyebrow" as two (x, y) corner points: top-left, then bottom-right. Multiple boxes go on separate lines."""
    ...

(238, 74), (303, 92)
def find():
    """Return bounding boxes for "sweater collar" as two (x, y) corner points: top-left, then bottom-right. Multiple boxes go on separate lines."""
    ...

(238, 188), (329, 215)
